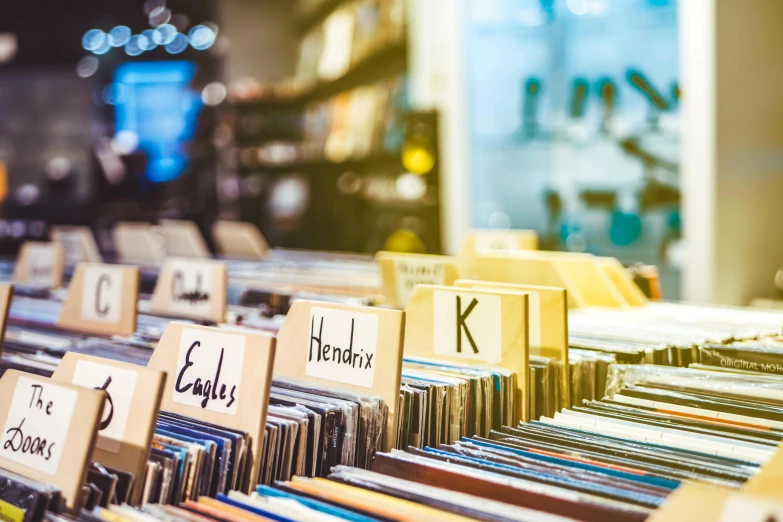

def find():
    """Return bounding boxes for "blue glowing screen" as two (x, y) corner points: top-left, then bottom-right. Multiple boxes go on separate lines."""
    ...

(113, 61), (203, 183)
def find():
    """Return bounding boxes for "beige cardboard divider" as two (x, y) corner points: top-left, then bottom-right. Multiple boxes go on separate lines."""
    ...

(742, 441), (783, 500)
(51, 226), (102, 265)
(52, 353), (165, 505)
(113, 222), (166, 265)
(159, 219), (211, 259)
(149, 257), (228, 324)
(376, 251), (460, 308)
(212, 221), (269, 260)
(549, 252), (628, 308)
(57, 262), (140, 337)
(404, 285), (530, 423)
(454, 279), (569, 409)
(274, 300), (405, 452)
(597, 256), (648, 306)
(12, 241), (65, 289)
(459, 229), (538, 278)
(461, 250), (586, 308)
(0, 370), (105, 511)
(0, 284), (13, 353)
(649, 482), (783, 522)
(148, 322), (276, 492)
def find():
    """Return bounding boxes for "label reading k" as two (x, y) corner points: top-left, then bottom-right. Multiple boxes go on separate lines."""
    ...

(456, 295), (479, 354)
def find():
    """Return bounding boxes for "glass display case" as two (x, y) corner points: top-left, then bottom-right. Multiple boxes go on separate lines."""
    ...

(462, 0), (680, 295)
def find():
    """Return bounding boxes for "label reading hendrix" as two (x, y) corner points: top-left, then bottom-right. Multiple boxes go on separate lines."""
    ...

(80, 265), (124, 324)
(173, 328), (244, 414)
(0, 376), (78, 475)
(72, 360), (138, 453)
(394, 259), (445, 306)
(433, 290), (502, 363)
(306, 307), (379, 388)
(169, 262), (213, 316)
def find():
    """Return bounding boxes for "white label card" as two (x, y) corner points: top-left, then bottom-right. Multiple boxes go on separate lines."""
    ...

(173, 328), (245, 414)
(71, 360), (138, 453)
(26, 244), (57, 287)
(0, 377), (78, 475)
(433, 291), (502, 363)
(306, 307), (379, 388)
(720, 494), (783, 522)
(80, 266), (124, 324)
(169, 262), (213, 316)
(394, 259), (446, 306)
(474, 233), (518, 252)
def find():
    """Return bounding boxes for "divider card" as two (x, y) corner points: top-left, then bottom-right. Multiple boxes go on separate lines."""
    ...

(149, 257), (228, 324)
(597, 256), (648, 306)
(51, 226), (102, 265)
(12, 241), (65, 289)
(0, 370), (105, 511)
(212, 221), (269, 260)
(147, 322), (276, 493)
(463, 250), (585, 308)
(454, 280), (570, 409)
(743, 441), (783, 500)
(51, 353), (166, 506)
(113, 222), (166, 266)
(375, 251), (460, 308)
(0, 284), (13, 353)
(159, 220), (211, 259)
(56, 263), (140, 337)
(647, 482), (783, 522)
(403, 285), (530, 423)
(274, 300), (405, 452)
(459, 229), (538, 279)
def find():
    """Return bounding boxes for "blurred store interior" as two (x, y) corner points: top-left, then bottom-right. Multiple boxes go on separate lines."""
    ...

(0, 0), (781, 306)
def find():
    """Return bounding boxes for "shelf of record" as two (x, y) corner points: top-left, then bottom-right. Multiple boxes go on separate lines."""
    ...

(0, 221), (782, 522)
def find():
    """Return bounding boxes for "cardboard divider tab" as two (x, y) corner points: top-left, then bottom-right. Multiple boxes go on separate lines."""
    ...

(0, 370), (105, 511)
(0, 284), (13, 354)
(376, 251), (460, 308)
(113, 222), (166, 266)
(274, 300), (405, 452)
(52, 353), (165, 505)
(597, 256), (648, 306)
(648, 482), (783, 522)
(461, 250), (586, 308)
(212, 221), (269, 260)
(550, 252), (628, 308)
(455, 280), (569, 409)
(51, 226), (102, 265)
(57, 262), (140, 337)
(404, 285), (530, 423)
(12, 241), (65, 289)
(159, 220), (211, 259)
(742, 441), (783, 500)
(459, 229), (538, 279)
(149, 257), (228, 324)
(147, 322), (276, 492)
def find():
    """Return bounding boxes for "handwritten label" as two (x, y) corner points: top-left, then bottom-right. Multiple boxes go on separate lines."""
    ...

(394, 259), (445, 306)
(80, 266), (123, 324)
(0, 499), (25, 522)
(169, 262), (213, 316)
(474, 233), (518, 252)
(173, 328), (244, 414)
(306, 307), (379, 388)
(0, 377), (77, 475)
(433, 290), (502, 363)
(25, 244), (57, 287)
(720, 494), (783, 522)
(72, 360), (137, 453)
